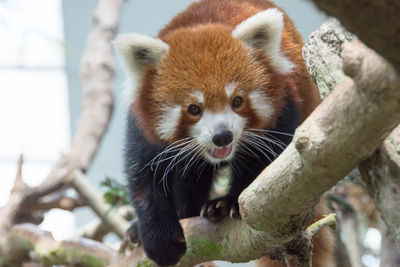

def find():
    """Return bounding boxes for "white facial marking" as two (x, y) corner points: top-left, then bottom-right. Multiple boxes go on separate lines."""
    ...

(190, 108), (246, 163)
(232, 8), (295, 74)
(249, 90), (274, 124)
(155, 105), (181, 140)
(225, 83), (236, 98)
(190, 90), (204, 104)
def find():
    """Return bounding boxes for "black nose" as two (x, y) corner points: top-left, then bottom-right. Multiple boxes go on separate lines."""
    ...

(212, 130), (233, 146)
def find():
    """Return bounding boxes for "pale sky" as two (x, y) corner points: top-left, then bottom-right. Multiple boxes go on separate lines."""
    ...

(0, 0), (73, 240)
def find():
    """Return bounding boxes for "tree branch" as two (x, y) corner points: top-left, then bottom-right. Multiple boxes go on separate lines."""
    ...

(72, 206), (135, 242)
(72, 218), (110, 242)
(305, 214), (336, 238)
(359, 128), (400, 249)
(310, 0), (400, 72)
(304, 17), (400, 253)
(71, 170), (130, 239)
(0, 155), (30, 243)
(0, 224), (118, 266)
(20, 196), (86, 213)
(302, 18), (354, 99)
(239, 38), (399, 236)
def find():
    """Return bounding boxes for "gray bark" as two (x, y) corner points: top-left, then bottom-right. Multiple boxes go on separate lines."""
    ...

(310, 0), (400, 72)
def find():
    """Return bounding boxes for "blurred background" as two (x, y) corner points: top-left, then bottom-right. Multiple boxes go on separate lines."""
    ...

(0, 0), (381, 266)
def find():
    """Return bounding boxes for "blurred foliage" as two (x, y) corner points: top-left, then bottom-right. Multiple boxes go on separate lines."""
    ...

(101, 177), (130, 207)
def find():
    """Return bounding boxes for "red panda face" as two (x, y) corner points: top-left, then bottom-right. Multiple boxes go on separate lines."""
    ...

(151, 25), (283, 163)
(115, 8), (293, 164)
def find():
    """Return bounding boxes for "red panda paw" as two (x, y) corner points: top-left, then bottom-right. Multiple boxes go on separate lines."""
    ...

(200, 196), (241, 221)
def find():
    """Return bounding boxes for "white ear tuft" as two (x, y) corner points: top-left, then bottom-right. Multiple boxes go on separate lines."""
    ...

(113, 34), (169, 101)
(114, 33), (169, 73)
(232, 8), (294, 74)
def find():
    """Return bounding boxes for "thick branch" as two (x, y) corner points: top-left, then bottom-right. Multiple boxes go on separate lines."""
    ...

(111, 218), (276, 267)
(310, 0), (400, 72)
(239, 40), (399, 237)
(113, 215), (336, 267)
(302, 18), (354, 99)
(359, 127), (400, 249)
(0, 224), (118, 266)
(304, 18), (400, 252)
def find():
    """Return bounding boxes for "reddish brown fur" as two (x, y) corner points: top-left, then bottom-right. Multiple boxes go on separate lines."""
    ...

(158, 0), (321, 116)
(159, 26), (286, 137)
(130, 0), (332, 265)
(132, 0), (320, 145)
(132, 25), (283, 143)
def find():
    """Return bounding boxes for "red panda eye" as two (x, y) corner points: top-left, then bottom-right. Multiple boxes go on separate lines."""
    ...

(232, 96), (243, 109)
(188, 104), (201, 116)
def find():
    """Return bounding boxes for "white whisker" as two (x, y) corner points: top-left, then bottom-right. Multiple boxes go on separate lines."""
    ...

(243, 133), (280, 158)
(244, 130), (287, 151)
(159, 142), (199, 195)
(182, 145), (204, 177)
(241, 137), (274, 162)
(247, 128), (294, 137)
(138, 137), (193, 174)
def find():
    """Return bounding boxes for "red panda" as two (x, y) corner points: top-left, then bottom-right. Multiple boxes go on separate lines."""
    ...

(114, 0), (333, 266)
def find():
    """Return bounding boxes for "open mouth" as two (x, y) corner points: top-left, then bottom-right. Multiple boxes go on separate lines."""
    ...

(210, 145), (232, 159)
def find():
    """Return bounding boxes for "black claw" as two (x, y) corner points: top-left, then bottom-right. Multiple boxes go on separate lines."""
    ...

(201, 196), (240, 221)
(127, 221), (140, 244)
(207, 205), (215, 217)
(200, 205), (207, 217)
(230, 206), (241, 220)
(216, 200), (226, 209)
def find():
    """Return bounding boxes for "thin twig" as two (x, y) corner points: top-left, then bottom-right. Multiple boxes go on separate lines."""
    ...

(71, 170), (129, 239)
(20, 196), (86, 213)
(305, 214), (336, 239)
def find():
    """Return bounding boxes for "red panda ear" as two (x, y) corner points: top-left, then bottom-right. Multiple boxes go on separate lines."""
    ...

(113, 34), (169, 99)
(232, 8), (294, 74)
